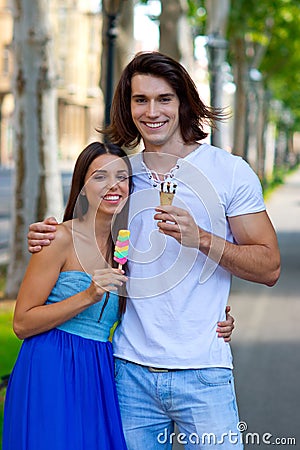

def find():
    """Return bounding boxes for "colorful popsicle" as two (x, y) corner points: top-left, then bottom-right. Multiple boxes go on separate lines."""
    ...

(114, 229), (130, 269)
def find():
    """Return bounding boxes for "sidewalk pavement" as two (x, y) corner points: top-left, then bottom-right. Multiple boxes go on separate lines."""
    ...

(229, 166), (300, 447)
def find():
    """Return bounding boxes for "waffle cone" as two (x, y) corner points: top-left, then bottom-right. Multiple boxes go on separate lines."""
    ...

(160, 191), (174, 206)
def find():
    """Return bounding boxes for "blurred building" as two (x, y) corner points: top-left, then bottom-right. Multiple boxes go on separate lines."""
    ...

(0, 0), (103, 166)
(0, 0), (13, 166)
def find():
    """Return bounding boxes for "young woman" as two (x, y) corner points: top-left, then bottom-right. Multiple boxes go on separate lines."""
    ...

(2, 142), (132, 450)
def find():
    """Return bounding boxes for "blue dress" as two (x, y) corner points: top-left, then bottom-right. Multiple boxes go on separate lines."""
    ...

(2, 271), (128, 450)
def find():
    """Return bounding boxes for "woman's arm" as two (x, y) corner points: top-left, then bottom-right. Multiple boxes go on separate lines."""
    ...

(14, 224), (127, 339)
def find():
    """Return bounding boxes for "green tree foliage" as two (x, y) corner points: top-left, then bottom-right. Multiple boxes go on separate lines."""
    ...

(188, 0), (300, 130)
(228, 0), (300, 130)
(258, 1), (300, 129)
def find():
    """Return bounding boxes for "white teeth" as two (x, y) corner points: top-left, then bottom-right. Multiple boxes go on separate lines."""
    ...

(145, 122), (164, 128)
(104, 195), (119, 201)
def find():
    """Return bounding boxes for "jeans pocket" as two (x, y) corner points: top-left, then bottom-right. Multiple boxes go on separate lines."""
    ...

(114, 358), (127, 380)
(195, 367), (233, 386)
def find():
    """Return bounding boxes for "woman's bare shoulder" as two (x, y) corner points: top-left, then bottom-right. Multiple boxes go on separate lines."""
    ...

(55, 220), (72, 243)
(50, 221), (73, 249)
(26, 221), (75, 272)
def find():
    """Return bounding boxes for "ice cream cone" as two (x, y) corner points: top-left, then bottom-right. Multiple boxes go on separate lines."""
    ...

(160, 191), (175, 206)
(160, 181), (177, 205)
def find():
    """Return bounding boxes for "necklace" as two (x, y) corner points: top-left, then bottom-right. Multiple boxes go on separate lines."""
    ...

(141, 161), (180, 189)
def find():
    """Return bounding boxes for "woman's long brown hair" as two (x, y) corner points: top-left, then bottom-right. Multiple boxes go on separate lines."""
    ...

(63, 141), (133, 317)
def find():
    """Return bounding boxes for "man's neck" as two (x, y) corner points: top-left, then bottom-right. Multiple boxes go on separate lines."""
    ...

(143, 142), (199, 175)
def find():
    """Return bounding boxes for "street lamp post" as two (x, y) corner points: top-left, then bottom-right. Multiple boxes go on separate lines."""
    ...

(102, 0), (123, 129)
(206, 34), (228, 147)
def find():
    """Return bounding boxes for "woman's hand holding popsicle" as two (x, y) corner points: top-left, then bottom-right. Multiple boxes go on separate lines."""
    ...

(86, 268), (128, 304)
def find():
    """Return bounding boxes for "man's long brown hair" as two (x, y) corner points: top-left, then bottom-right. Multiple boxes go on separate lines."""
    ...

(101, 51), (227, 149)
(64, 141), (133, 317)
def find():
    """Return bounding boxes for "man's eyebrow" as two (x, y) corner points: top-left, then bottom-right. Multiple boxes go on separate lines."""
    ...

(158, 93), (176, 97)
(131, 94), (146, 99)
(131, 93), (176, 98)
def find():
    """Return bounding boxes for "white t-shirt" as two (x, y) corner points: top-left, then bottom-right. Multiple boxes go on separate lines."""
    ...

(112, 144), (265, 369)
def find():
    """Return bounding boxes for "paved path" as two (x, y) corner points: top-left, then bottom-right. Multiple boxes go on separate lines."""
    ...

(173, 168), (300, 449)
(230, 168), (300, 448)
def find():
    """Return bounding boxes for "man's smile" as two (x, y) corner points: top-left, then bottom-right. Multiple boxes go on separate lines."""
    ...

(143, 121), (166, 129)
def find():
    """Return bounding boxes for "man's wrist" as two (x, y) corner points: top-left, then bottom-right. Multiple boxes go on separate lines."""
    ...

(198, 227), (211, 255)
(198, 228), (228, 265)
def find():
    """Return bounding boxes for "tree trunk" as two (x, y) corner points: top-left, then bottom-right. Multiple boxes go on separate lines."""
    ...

(100, 0), (134, 127)
(231, 37), (248, 157)
(256, 85), (266, 181)
(205, 0), (230, 148)
(115, 3), (134, 79)
(206, 0), (230, 36)
(159, 0), (194, 69)
(160, 0), (182, 61)
(6, 0), (63, 298)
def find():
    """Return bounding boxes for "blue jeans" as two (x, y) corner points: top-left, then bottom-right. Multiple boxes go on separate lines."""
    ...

(115, 359), (243, 450)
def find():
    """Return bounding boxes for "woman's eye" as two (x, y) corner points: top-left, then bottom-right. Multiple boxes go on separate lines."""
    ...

(117, 175), (128, 182)
(94, 175), (105, 181)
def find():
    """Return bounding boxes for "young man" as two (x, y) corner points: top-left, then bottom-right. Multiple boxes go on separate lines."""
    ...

(28, 52), (280, 449)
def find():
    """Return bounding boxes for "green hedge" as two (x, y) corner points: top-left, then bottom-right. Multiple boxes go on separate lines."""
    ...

(0, 302), (22, 449)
